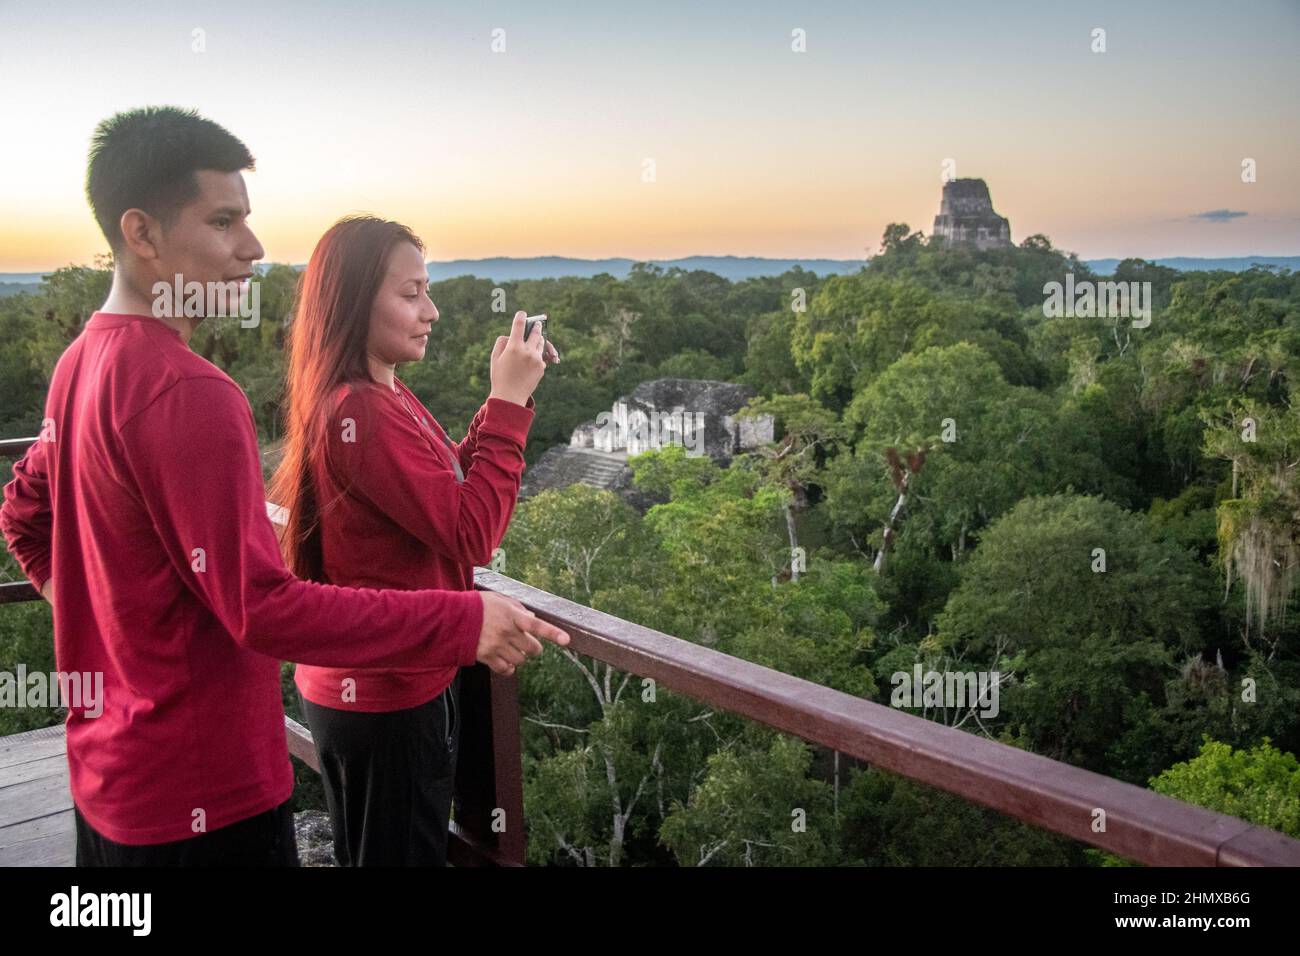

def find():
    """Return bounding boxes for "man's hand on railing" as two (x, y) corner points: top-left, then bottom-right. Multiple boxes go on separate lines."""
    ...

(477, 591), (570, 676)
(40, 578), (54, 605)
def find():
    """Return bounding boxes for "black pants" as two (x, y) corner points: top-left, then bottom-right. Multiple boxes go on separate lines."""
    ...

(74, 798), (299, 866)
(298, 672), (459, 867)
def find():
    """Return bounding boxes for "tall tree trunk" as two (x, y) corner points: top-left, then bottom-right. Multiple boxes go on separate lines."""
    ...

(873, 474), (910, 574)
(785, 500), (800, 582)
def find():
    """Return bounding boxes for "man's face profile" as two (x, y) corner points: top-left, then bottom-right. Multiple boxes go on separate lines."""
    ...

(143, 169), (264, 316)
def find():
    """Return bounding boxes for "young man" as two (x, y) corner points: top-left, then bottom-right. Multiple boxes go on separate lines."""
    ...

(0, 106), (567, 866)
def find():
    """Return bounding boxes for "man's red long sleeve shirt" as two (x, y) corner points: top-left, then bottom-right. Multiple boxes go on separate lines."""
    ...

(0, 312), (484, 844)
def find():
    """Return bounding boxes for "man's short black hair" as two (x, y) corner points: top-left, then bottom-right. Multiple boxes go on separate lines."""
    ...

(86, 106), (255, 252)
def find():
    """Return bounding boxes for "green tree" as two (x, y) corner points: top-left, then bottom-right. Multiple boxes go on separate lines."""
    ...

(660, 733), (838, 866)
(1150, 736), (1300, 837)
(1203, 398), (1300, 649)
(937, 494), (1212, 779)
(735, 393), (843, 580)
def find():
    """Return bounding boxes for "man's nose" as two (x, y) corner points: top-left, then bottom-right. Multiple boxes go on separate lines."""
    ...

(240, 225), (266, 265)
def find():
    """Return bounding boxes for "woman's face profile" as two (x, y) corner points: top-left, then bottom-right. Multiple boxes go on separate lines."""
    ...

(367, 240), (437, 371)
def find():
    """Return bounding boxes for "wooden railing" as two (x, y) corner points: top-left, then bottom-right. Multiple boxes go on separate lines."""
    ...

(4, 435), (1300, 866)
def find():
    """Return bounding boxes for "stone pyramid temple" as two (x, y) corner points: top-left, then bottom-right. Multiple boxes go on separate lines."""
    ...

(931, 178), (1012, 250)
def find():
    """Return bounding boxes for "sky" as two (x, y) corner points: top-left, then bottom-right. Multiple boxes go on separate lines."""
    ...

(1, 0), (1297, 271)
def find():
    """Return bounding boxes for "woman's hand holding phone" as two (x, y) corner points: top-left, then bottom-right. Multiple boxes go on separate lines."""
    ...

(489, 311), (550, 406)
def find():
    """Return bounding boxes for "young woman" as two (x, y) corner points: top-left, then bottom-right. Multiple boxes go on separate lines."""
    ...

(269, 215), (556, 866)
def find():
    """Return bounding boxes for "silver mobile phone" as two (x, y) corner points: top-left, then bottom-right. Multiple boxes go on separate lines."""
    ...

(524, 314), (560, 362)
(523, 314), (547, 341)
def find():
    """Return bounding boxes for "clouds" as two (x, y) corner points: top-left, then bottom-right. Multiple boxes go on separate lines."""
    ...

(1191, 209), (1249, 222)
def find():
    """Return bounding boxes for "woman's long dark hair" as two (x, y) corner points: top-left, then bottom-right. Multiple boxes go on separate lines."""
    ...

(268, 215), (424, 580)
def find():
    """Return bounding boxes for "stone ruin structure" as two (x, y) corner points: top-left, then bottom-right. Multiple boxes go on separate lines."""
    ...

(520, 378), (775, 508)
(931, 178), (1012, 250)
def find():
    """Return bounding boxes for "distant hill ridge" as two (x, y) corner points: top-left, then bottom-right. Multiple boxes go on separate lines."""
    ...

(432, 254), (1299, 280)
(1, 254), (1296, 294)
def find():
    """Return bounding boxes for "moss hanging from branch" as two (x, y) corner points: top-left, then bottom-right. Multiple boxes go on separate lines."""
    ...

(1205, 401), (1300, 640)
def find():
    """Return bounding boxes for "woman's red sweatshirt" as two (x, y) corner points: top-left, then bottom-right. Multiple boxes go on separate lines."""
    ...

(294, 377), (534, 712)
